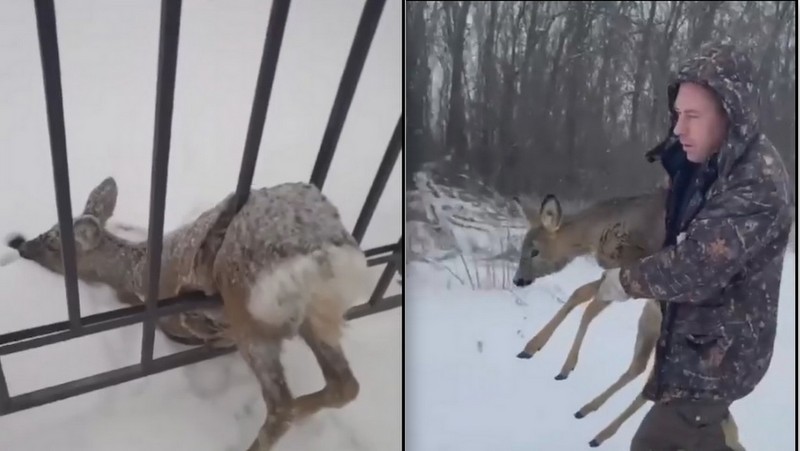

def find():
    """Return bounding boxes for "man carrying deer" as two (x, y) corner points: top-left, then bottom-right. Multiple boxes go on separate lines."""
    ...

(596, 41), (793, 450)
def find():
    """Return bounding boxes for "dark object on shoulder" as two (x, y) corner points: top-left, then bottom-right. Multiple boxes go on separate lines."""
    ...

(6, 234), (25, 250)
(645, 134), (680, 163)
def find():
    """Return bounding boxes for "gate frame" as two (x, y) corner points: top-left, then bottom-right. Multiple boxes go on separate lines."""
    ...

(0, 0), (402, 416)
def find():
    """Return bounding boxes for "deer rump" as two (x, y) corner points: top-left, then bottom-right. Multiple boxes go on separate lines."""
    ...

(180, 187), (370, 343)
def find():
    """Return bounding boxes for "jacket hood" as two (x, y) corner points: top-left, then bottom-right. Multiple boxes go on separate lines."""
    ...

(666, 40), (762, 179)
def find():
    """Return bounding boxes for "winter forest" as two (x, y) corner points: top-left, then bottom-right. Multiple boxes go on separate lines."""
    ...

(406, 1), (797, 202)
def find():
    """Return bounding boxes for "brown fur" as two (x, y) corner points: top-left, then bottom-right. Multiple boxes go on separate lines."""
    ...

(13, 177), (370, 451)
(511, 190), (668, 446)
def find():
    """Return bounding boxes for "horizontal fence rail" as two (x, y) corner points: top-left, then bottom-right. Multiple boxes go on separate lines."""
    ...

(0, 245), (399, 357)
(0, 0), (401, 417)
(0, 248), (400, 416)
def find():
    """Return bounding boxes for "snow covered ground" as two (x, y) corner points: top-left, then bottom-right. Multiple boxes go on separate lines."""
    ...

(0, 0), (401, 450)
(405, 174), (796, 451)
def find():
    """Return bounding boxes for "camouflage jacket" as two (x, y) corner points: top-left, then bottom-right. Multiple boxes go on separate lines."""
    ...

(618, 42), (794, 403)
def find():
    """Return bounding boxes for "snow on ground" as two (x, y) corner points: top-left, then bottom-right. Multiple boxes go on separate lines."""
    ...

(406, 171), (528, 263)
(406, 176), (796, 451)
(0, 0), (401, 450)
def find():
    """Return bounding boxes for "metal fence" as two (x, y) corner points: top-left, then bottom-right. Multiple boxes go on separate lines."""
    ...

(0, 0), (401, 416)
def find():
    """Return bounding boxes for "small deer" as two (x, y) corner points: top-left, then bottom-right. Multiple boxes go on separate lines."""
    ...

(9, 176), (372, 451)
(7, 184), (229, 348)
(511, 189), (667, 446)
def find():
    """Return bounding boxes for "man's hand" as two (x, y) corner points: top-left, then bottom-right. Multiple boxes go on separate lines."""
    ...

(596, 268), (629, 302)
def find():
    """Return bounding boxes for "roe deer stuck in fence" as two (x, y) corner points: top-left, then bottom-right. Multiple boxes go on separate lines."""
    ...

(511, 187), (670, 447)
(8, 176), (372, 451)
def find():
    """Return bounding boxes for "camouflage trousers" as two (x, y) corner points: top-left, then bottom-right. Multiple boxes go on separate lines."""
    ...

(630, 399), (745, 451)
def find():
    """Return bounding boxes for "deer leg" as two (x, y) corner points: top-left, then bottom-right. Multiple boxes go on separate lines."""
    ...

(588, 392), (650, 448)
(155, 315), (210, 346)
(239, 336), (294, 451)
(574, 300), (660, 417)
(554, 295), (611, 380)
(517, 279), (600, 359)
(292, 311), (359, 421)
(218, 277), (295, 451)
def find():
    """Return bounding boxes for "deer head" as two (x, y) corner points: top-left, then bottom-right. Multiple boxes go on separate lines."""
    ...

(9, 177), (119, 280)
(512, 193), (574, 287)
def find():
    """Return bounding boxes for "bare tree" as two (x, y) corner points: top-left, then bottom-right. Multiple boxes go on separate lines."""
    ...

(408, 1), (796, 203)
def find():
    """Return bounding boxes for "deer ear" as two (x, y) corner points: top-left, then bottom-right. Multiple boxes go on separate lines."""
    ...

(74, 216), (102, 251)
(82, 177), (117, 225)
(540, 194), (562, 232)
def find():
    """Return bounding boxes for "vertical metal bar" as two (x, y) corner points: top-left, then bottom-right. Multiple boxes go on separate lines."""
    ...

(0, 358), (11, 414)
(34, 0), (82, 330)
(141, 0), (182, 367)
(352, 115), (402, 243)
(368, 236), (402, 305)
(233, 0), (291, 211)
(309, 0), (386, 190)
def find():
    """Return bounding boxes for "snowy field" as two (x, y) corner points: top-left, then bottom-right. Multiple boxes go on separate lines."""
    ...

(0, 0), (401, 450)
(405, 174), (797, 451)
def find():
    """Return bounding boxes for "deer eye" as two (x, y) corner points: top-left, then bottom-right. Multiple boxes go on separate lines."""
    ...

(530, 249), (539, 258)
(45, 239), (59, 251)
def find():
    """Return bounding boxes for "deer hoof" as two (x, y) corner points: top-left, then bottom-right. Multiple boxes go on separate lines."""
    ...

(589, 439), (600, 447)
(554, 373), (569, 380)
(516, 351), (532, 359)
(574, 410), (585, 419)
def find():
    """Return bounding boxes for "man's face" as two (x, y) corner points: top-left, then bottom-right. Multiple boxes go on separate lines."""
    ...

(672, 82), (729, 163)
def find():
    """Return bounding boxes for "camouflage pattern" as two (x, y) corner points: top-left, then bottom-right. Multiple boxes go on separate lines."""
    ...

(619, 40), (794, 403)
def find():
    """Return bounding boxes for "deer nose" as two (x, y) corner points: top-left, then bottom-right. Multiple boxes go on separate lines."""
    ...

(6, 234), (25, 250)
(513, 277), (532, 287)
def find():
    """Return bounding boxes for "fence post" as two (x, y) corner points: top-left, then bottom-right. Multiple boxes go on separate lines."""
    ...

(368, 235), (402, 305)
(0, 358), (10, 413)
(233, 0), (291, 211)
(34, 0), (82, 331)
(141, 0), (183, 367)
(352, 115), (402, 243)
(309, 0), (387, 190)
